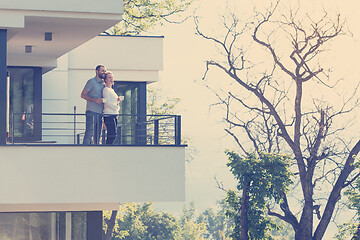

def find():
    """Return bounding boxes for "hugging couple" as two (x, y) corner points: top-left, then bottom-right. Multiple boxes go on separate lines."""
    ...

(80, 65), (123, 145)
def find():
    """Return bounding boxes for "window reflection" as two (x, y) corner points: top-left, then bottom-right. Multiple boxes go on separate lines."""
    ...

(0, 212), (86, 240)
(113, 82), (139, 145)
(8, 68), (35, 139)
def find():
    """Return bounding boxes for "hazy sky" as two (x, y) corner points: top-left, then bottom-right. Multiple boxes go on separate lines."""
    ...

(151, 2), (360, 237)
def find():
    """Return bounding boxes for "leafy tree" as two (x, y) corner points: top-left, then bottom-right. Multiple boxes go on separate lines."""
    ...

(106, 0), (192, 35)
(225, 151), (293, 239)
(104, 202), (180, 240)
(336, 177), (360, 240)
(195, 1), (360, 239)
(268, 217), (295, 240)
(147, 86), (197, 160)
(197, 200), (233, 240)
(104, 202), (211, 240)
(179, 201), (207, 240)
(147, 88), (180, 116)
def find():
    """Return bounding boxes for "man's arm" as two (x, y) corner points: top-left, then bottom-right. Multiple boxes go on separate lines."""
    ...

(81, 89), (103, 104)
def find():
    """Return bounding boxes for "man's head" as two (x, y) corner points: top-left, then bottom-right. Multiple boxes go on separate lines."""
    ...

(95, 65), (106, 80)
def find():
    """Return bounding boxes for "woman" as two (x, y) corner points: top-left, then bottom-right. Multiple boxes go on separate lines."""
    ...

(102, 71), (121, 144)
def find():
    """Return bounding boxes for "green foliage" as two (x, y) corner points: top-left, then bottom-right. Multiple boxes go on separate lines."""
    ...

(268, 217), (295, 240)
(336, 177), (360, 239)
(109, 0), (192, 35)
(225, 151), (293, 239)
(335, 222), (359, 240)
(179, 202), (207, 240)
(345, 179), (360, 216)
(104, 202), (211, 240)
(106, 202), (180, 240)
(147, 87), (197, 162)
(197, 200), (233, 240)
(147, 88), (181, 116)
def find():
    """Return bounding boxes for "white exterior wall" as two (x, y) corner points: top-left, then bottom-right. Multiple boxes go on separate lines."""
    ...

(68, 36), (163, 73)
(43, 35), (163, 118)
(0, 146), (185, 212)
(0, 0), (122, 14)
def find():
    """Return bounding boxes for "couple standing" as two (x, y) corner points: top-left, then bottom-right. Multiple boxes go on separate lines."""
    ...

(80, 65), (122, 145)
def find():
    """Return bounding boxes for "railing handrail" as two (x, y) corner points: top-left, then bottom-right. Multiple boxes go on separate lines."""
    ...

(10, 112), (182, 146)
(13, 112), (180, 117)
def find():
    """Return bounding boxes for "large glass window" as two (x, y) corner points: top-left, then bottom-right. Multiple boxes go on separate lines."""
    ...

(8, 67), (42, 142)
(113, 81), (146, 145)
(0, 212), (86, 240)
(113, 82), (138, 116)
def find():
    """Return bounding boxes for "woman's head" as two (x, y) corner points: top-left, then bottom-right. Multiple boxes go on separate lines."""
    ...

(104, 71), (114, 86)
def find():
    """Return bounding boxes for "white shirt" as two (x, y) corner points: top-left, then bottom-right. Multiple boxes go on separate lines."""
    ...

(102, 87), (120, 115)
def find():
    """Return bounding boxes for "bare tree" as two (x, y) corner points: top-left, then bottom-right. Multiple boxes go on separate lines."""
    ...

(196, 1), (360, 239)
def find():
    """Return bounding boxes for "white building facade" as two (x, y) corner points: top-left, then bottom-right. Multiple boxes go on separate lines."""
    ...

(0, 1), (185, 239)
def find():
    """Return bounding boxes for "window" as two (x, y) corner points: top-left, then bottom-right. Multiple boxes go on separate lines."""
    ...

(0, 212), (86, 240)
(113, 81), (146, 145)
(8, 67), (42, 142)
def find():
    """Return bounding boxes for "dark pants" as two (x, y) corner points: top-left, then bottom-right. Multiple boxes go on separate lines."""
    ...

(104, 115), (118, 145)
(83, 111), (102, 144)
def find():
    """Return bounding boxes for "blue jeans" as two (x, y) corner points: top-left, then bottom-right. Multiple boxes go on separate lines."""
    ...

(83, 111), (102, 144)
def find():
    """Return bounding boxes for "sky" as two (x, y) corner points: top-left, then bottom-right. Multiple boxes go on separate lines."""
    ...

(149, 0), (360, 236)
(150, 0), (239, 214)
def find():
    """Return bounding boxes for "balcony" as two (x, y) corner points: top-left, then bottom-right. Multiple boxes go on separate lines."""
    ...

(0, 113), (185, 212)
(9, 113), (182, 146)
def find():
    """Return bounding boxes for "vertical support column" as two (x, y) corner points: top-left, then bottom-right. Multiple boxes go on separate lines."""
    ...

(137, 82), (147, 145)
(33, 67), (42, 141)
(86, 211), (103, 240)
(65, 212), (72, 240)
(51, 213), (57, 240)
(0, 29), (7, 145)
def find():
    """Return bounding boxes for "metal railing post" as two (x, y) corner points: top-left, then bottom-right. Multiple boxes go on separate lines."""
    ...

(11, 113), (14, 144)
(135, 122), (139, 145)
(73, 106), (76, 144)
(113, 126), (121, 145)
(154, 119), (159, 145)
(102, 129), (106, 145)
(175, 115), (181, 145)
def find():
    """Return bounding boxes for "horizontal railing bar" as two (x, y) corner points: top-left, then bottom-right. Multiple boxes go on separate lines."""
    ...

(10, 112), (182, 145)
(43, 128), (85, 131)
(42, 122), (83, 124)
(14, 112), (180, 118)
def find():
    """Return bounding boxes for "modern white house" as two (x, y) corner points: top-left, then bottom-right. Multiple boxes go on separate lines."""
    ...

(0, 1), (185, 239)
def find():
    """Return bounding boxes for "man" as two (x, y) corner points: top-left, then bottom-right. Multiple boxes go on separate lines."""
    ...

(81, 65), (106, 144)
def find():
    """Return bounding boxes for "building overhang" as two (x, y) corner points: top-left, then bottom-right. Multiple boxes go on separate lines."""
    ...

(1, 0), (123, 72)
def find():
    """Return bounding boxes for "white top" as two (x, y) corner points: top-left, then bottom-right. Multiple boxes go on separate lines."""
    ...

(102, 87), (120, 115)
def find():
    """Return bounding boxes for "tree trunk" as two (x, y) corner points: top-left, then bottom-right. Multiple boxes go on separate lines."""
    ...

(296, 171), (314, 239)
(240, 181), (251, 240)
(296, 206), (313, 239)
(104, 210), (118, 240)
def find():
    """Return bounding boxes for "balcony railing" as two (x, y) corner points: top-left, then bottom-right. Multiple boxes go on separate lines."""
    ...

(9, 113), (182, 146)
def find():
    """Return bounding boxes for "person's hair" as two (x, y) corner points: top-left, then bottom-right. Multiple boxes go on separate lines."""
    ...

(104, 71), (113, 82)
(95, 65), (105, 71)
